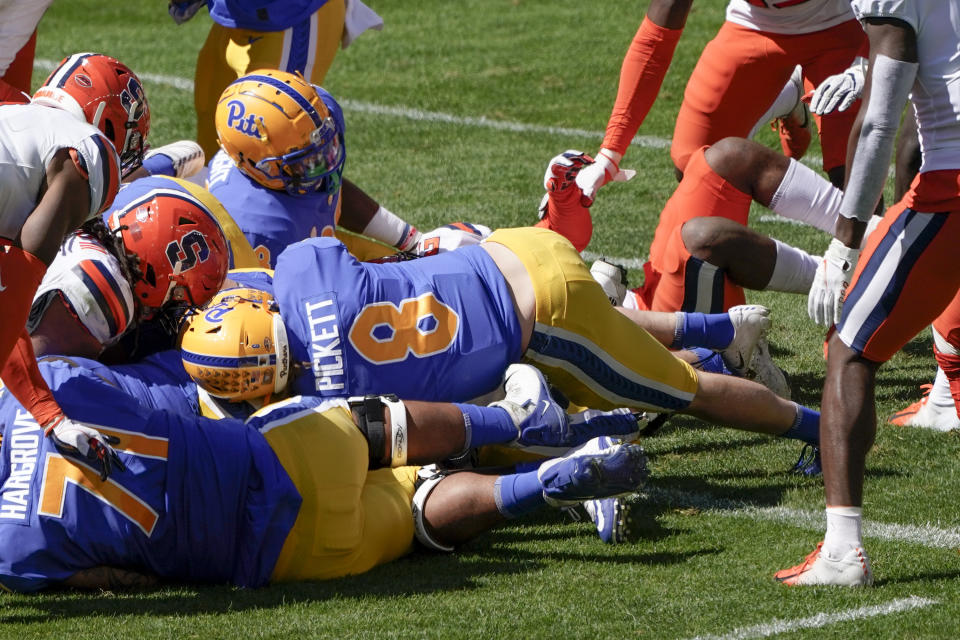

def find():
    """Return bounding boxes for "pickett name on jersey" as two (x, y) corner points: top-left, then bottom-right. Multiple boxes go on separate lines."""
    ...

(0, 410), (42, 521)
(304, 296), (345, 392)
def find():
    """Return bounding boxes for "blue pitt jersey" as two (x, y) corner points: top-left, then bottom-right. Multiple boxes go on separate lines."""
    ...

(207, 86), (346, 269)
(0, 358), (300, 591)
(208, 0), (329, 31)
(274, 238), (523, 401)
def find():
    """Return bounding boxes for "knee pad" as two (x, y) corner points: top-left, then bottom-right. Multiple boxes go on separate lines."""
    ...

(411, 465), (455, 552)
(347, 394), (408, 469)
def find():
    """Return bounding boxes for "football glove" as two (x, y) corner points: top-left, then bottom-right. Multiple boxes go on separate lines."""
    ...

(168, 0), (206, 24)
(543, 150), (594, 194)
(415, 223), (492, 257)
(575, 148), (636, 206)
(810, 57), (866, 115)
(142, 140), (206, 179)
(46, 415), (126, 480)
(807, 238), (860, 327)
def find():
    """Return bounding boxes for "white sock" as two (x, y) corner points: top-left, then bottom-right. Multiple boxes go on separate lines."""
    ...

(765, 239), (817, 293)
(929, 367), (956, 409)
(769, 159), (842, 234)
(748, 65), (802, 139)
(823, 506), (863, 557)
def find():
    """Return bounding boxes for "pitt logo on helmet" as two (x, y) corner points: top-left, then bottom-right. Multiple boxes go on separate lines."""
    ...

(223, 100), (263, 139)
(214, 69), (346, 196)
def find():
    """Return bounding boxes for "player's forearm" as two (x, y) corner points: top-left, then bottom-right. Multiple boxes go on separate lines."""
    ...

(601, 15), (683, 156)
(1, 329), (62, 427)
(839, 56), (915, 226)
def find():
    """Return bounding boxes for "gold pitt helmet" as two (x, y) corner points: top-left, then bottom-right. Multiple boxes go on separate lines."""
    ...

(180, 287), (289, 402)
(214, 69), (344, 195)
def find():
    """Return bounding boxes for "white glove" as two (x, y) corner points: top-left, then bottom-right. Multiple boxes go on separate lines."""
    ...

(807, 238), (860, 327)
(46, 415), (126, 480)
(810, 57), (867, 115)
(143, 140), (206, 179)
(574, 148), (636, 206)
(415, 223), (492, 257)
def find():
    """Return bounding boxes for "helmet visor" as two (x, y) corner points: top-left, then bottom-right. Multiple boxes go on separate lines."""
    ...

(255, 116), (343, 195)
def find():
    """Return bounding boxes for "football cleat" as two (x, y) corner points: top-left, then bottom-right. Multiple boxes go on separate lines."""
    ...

(582, 495), (630, 544)
(790, 442), (821, 476)
(537, 436), (649, 507)
(746, 338), (792, 400)
(890, 384), (960, 432)
(590, 259), (629, 306)
(490, 364), (643, 455)
(774, 66), (812, 160)
(775, 542), (873, 586)
(721, 304), (771, 374)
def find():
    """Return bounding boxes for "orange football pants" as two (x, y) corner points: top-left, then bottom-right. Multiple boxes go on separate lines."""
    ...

(640, 147), (751, 313)
(670, 19), (866, 174)
(838, 170), (960, 363)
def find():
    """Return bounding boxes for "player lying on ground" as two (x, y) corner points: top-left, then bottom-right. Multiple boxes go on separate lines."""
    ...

(0, 354), (649, 590)
(178, 226), (823, 473)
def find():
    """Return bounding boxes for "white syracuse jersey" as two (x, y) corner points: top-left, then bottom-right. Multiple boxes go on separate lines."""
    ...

(29, 231), (135, 348)
(725, 0), (855, 35)
(0, 102), (121, 240)
(851, 0), (960, 173)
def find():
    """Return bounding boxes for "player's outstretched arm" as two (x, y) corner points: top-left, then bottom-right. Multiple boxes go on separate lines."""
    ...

(576, 0), (692, 204)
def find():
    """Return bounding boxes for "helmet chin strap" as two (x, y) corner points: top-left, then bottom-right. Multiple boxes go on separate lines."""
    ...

(91, 101), (106, 129)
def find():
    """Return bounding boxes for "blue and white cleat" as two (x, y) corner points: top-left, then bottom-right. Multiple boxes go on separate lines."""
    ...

(490, 364), (643, 456)
(791, 442), (821, 476)
(582, 495), (630, 544)
(537, 436), (649, 506)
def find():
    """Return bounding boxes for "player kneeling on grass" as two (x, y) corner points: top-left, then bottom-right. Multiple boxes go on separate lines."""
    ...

(0, 352), (650, 590)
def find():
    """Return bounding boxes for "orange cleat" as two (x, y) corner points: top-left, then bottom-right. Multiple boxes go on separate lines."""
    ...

(775, 102), (813, 160)
(775, 542), (873, 586)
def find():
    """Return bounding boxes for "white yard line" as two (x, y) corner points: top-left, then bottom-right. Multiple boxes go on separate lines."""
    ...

(686, 596), (938, 640)
(643, 485), (960, 549)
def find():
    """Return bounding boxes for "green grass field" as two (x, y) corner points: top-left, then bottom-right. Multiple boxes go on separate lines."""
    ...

(3, 1), (959, 638)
